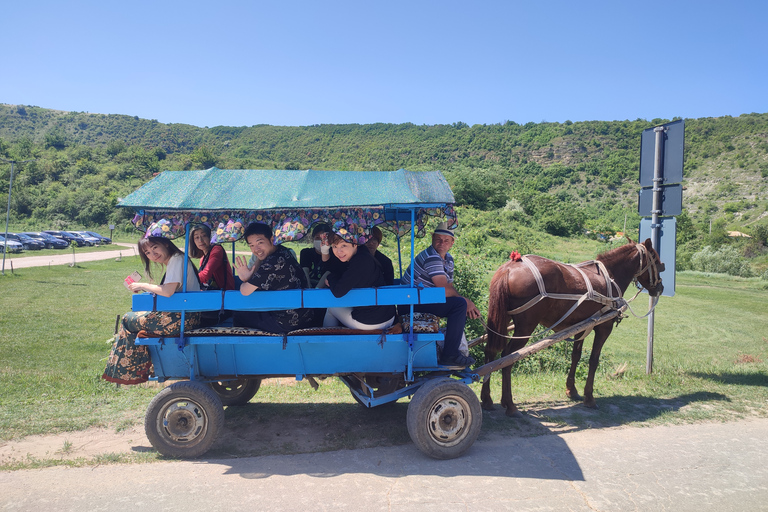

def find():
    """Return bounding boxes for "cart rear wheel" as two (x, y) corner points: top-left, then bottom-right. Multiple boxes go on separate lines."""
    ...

(351, 374), (404, 408)
(406, 378), (482, 459)
(208, 378), (261, 406)
(145, 381), (224, 458)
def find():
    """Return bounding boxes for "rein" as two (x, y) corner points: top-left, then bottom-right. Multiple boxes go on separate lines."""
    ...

(487, 243), (662, 341)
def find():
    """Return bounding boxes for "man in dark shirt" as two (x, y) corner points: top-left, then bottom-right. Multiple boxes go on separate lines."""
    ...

(233, 222), (315, 332)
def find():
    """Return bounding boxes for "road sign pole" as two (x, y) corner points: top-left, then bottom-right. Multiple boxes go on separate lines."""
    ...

(646, 126), (665, 375)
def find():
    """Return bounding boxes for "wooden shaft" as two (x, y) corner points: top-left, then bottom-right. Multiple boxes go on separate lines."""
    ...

(474, 308), (624, 378)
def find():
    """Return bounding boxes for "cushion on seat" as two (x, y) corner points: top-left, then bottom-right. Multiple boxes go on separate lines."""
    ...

(400, 312), (440, 333)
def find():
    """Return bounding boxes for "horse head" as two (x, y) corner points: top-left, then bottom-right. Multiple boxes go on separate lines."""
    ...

(633, 238), (664, 296)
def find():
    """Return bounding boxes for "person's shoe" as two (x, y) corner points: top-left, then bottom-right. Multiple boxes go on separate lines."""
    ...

(438, 353), (476, 368)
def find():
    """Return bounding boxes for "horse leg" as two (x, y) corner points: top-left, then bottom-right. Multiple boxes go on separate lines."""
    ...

(499, 326), (534, 417)
(480, 348), (498, 411)
(583, 326), (612, 409)
(565, 336), (585, 401)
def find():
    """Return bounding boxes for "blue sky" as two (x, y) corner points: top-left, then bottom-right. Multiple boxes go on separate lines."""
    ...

(2, 1), (766, 128)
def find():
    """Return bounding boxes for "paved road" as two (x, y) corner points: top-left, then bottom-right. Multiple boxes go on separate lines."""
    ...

(1, 419), (766, 511)
(2, 243), (137, 269)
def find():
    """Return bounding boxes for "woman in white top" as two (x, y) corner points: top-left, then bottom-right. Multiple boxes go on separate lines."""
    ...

(103, 236), (201, 385)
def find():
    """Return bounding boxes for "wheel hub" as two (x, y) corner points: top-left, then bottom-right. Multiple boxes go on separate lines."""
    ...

(427, 396), (468, 446)
(162, 400), (206, 442)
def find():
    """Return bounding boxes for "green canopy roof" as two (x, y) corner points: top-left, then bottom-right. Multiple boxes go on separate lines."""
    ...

(121, 168), (456, 245)
(118, 168), (454, 211)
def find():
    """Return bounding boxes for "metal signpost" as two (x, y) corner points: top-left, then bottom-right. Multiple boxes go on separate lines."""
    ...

(638, 120), (684, 374)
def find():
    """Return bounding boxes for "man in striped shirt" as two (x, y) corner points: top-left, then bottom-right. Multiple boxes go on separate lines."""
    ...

(402, 222), (480, 367)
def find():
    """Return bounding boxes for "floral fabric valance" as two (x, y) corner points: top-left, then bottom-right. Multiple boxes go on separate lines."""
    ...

(134, 205), (457, 245)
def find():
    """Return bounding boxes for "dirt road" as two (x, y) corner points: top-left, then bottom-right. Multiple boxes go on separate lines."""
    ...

(1, 418), (767, 511)
(3, 243), (137, 269)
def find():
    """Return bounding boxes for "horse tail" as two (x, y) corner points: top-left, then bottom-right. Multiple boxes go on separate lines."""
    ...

(486, 262), (513, 355)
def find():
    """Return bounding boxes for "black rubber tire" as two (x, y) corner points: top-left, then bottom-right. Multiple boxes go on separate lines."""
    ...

(208, 378), (261, 406)
(406, 378), (482, 460)
(144, 381), (224, 458)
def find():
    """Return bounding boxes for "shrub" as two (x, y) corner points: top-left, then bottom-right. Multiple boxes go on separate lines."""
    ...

(690, 245), (754, 277)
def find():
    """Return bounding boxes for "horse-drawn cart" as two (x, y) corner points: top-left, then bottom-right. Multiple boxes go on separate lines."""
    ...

(119, 168), (651, 459)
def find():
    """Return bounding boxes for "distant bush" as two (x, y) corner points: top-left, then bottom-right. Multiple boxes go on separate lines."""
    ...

(690, 245), (754, 277)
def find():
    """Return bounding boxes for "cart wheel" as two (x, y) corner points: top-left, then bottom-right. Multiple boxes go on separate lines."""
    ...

(145, 381), (224, 458)
(406, 378), (482, 459)
(208, 378), (261, 406)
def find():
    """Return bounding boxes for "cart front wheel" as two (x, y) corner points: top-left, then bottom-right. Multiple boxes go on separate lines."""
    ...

(145, 381), (224, 458)
(406, 378), (482, 460)
(208, 378), (261, 406)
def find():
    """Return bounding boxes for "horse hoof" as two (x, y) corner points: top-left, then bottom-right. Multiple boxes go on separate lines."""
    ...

(567, 393), (582, 402)
(505, 408), (523, 418)
(481, 401), (496, 411)
(584, 399), (598, 409)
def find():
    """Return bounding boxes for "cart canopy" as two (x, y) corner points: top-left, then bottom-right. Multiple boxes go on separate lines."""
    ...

(120, 168), (456, 244)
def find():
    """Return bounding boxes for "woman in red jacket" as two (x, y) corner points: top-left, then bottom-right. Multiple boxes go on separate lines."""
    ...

(190, 224), (235, 325)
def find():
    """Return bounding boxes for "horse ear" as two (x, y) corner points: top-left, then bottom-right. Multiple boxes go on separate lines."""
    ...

(626, 236), (634, 244)
(643, 238), (653, 249)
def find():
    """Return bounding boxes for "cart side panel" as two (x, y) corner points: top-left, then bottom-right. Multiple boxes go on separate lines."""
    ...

(138, 334), (442, 380)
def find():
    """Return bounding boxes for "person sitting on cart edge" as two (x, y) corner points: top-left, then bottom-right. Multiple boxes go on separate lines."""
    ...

(233, 222), (316, 333)
(103, 236), (202, 385)
(401, 222), (480, 368)
(321, 233), (397, 330)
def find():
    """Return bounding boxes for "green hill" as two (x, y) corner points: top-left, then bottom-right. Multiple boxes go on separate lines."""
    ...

(1, 103), (767, 275)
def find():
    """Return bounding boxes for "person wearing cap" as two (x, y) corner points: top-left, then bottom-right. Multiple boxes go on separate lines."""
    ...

(322, 233), (397, 330)
(401, 222), (480, 367)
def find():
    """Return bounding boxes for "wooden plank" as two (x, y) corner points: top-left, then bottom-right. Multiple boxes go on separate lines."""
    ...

(474, 308), (625, 378)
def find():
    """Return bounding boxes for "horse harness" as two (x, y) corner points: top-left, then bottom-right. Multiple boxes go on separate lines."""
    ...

(501, 243), (660, 341)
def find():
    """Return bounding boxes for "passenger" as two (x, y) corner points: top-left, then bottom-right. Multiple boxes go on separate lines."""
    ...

(364, 226), (395, 285)
(322, 233), (397, 330)
(103, 236), (201, 385)
(189, 224), (235, 291)
(299, 223), (340, 287)
(401, 222), (480, 367)
(189, 224), (235, 326)
(232, 222), (315, 333)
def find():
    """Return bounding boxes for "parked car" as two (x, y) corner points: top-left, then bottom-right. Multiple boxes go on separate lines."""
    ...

(85, 231), (111, 244)
(0, 235), (24, 253)
(5, 233), (45, 250)
(44, 230), (92, 247)
(69, 231), (101, 245)
(23, 232), (70, 249)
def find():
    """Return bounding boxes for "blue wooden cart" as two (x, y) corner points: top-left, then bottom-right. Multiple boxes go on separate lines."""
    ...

(120, 168), (483, 460)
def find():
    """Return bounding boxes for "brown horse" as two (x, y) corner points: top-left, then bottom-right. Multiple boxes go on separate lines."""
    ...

(481, 238), (664, 416)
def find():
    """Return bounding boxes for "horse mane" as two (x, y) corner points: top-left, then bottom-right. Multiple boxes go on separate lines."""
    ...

(486, 260), (515, 354)
(595, 239), (634, 265)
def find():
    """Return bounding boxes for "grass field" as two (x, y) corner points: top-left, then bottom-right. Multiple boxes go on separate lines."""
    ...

(1, 256), (766, 468)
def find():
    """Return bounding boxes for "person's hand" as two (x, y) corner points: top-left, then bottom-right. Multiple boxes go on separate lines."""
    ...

(128, 282), (145, 293)
(319, 232), (330, 255)
(465, 298), (481, 320)
(235, 255), (252, 281)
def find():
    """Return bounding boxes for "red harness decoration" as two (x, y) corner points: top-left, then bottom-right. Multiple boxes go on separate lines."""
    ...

(509, 251), (522, 262)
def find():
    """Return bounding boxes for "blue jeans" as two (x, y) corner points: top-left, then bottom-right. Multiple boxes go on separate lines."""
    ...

(409, 296), (467, 359)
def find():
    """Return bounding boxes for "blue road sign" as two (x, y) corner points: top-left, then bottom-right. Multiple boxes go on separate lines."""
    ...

(638, 184), (683, 216)
(639, 217), (676, 297)
(639, 119), (685, 187)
